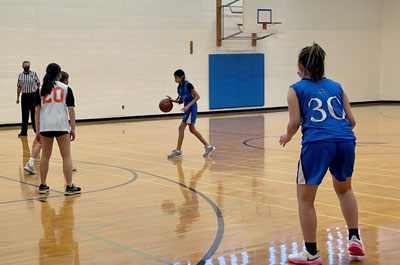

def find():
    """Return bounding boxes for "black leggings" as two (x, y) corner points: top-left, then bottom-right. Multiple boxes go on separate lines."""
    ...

(20, 93), (36, 134)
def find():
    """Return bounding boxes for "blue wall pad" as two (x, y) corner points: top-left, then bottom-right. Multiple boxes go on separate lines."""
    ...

(209, 53), (265, 109)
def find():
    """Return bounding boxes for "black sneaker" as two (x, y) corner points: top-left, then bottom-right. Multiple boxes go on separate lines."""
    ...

(39, 184), (50, 194)
(65, 184), (81, 195)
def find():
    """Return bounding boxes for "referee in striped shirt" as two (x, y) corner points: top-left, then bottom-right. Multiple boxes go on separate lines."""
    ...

(16, 60), (40, 137)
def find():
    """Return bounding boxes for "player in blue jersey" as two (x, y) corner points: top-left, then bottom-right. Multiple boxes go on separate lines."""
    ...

(280, 43), (365, 264)
(167, 69), (215, 158)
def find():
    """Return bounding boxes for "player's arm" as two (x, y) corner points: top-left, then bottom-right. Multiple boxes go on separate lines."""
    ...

(35, 104), (41, 143)
(16, 86), (21, 104)
(280, 87), (301, 147)
(35, 72), (40, 88)
(342, 90), (356, 129)
(16, 77), (22, 104)
(34, 89), (41, 142)
(35, 105), (40, 132)
(67, 87), (76, 141)
(185, 89), (200, 108)
(166, 95), (180, 104)
(68, 107), (76, 141)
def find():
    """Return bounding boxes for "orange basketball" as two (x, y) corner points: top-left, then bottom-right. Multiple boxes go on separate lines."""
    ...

(159, 98), (173, 113)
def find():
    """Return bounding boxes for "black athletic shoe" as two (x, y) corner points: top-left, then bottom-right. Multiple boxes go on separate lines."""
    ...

(39, 184), (50, 194)
(65, 184), (81, 195)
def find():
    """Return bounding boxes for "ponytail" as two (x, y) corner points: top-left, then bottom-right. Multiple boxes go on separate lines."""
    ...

(41, 74), (53, 96)
(298, 42), (326, 81)
(41, 63), (61, 96)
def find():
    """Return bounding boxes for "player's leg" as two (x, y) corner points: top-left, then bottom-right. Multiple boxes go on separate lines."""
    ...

(168, 123), (187, 158)
(24, 142), (42, 174)
(39, 135), (53, 193)
(288, 184), (322, 264)
(56, 133), (81, 195)
(330, 141), (364, 256)
(186, 105), (215, 156)
(188, 124), (208, 146)
(288, 142), (333, 264)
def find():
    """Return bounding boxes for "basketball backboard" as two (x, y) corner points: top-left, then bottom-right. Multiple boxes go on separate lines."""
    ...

(216, 0), (285, 46)
(243, 0), (285, 34)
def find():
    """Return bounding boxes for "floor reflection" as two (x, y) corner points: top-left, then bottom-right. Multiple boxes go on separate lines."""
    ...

(162, 158), (214, 237)
(173, 225), (368, 265)
(39, 196), (80, 265)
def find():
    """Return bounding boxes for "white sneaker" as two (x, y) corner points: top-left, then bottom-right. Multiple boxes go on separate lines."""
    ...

(24, 162), (37, 175)
(167, 150), (183, 158)
(72, 166), (78, 172)
(288, 250), (322, 265)
(348, 236), (365, 256)
(203, 145), (215, 157)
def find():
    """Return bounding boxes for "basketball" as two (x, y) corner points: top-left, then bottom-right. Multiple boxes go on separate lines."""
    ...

(161, 200), (176, 214)
(159, 98), (173, 112)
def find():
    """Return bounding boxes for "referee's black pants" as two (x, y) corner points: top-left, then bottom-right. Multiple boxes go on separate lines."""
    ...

(20, 92), (36, 135)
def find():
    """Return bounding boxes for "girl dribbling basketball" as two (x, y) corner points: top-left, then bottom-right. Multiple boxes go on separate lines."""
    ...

(167, 69), (215, 158)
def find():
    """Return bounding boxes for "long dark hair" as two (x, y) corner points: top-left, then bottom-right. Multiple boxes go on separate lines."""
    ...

(41, 63), (61, 96)
(298, 43), (326, 81)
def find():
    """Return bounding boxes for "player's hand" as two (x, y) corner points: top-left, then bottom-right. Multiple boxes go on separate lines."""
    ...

(279, 134), (291, 147)
(181, 106), (189, 113)
(70, 130), (76, 141)
(166, 95), (177, 103)
(16, 99), (20, 104)
(35, 133), (41, 144)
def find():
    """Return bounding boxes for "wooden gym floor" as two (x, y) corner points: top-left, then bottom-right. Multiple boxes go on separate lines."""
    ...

(0, 104), (399, 265)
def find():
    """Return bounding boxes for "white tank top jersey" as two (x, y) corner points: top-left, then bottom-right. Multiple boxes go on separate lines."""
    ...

(39, 81), (71, 132)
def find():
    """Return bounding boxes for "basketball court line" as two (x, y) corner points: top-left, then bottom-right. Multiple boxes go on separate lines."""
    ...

(11, 152), (397, 231)
(0, 160), (138, 204)
(4, 161), (394, 261)
(4, 140), (400, 205)
(70, 145), (400, 202)
(71, 165), (399, 264)
(0, 157), (225, 265)
(1, 113), (398, 227)
(379, 110), (400, 120)
(70, 167), (225, 265)
(2, 140), (400, 206)
(81, 128), (400, 176)
(73, 135), (400, 180)
(73, 228), (175, 265)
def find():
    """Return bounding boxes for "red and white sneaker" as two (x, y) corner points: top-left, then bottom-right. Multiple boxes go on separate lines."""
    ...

(288, 250), (322, 265)
(348, 236), (365, 256)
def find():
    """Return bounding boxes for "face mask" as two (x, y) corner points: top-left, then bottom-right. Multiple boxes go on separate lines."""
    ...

(24, 67), (30, 72)
(175, 78), (180, 83)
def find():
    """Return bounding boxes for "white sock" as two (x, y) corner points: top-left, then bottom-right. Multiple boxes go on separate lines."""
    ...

(28, 157), (35, 166)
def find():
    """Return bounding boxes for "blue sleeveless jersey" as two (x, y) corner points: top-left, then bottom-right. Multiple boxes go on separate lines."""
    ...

(178, 81), (196, 106)
(291, 78), (356, 145)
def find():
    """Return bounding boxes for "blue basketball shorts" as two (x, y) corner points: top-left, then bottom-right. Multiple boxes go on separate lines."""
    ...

(182, 104), (197, 124)
(297, 141), (356, 185)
